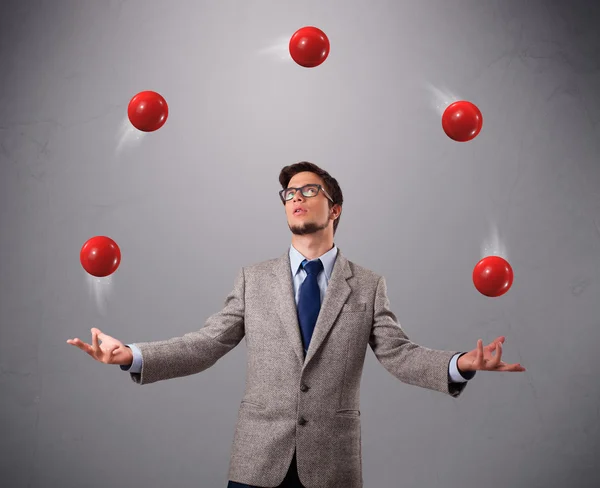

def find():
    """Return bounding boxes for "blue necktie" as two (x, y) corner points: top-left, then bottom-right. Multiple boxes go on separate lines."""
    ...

(297, 258), (324, 356)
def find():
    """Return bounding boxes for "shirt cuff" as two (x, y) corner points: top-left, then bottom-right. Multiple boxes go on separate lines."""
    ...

(120, 344), (143, 373)
(449, 352), (476, 382)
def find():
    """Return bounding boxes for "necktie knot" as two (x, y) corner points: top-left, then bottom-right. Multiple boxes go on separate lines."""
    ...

(302, 259), (323, 276)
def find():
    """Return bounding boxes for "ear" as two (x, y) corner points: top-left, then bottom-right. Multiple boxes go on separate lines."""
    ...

(331, 204), (341, 219)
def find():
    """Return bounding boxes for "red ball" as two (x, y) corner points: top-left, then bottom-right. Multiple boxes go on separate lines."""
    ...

(127, 91), (168, 132)
(472, 256), (513, 297)
(80, 236), (121, 278)
(289, 26), (330, 68)
(442, 100), (483, 142)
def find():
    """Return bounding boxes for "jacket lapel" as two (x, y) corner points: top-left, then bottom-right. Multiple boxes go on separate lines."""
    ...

(271, 248), (352, 366)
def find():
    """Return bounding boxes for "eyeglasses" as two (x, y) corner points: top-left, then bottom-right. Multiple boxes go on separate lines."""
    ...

(279, 184), (334, 203)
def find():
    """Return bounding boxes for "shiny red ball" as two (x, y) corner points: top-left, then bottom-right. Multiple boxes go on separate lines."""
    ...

(289, 26), (330, 68)
(80, 236), (121, 277)
(472, 256), (513, 297)
(127, 91), (168, 132)
(442, 100), (483, 142)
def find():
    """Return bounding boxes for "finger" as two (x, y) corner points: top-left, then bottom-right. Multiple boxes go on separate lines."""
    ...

(476, 339), (484, 366)
(91, 327), (107, 343)
(68, 338), (94, 355)
(487, 342), (502, 368)
(486, 336), (505, 352)
(494, 342), (503, 365)
(91, 328), (100, 352)
(109, 344), (120, 356)
(509, 362), (526, 372)
(93, 327), (108, 343)
(498, 362), (526, 372)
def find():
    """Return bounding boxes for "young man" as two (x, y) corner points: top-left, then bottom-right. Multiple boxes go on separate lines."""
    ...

(67, 161), (525, 488)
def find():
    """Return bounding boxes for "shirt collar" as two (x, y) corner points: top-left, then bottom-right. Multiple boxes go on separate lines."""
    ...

(289, 244), (338, 280)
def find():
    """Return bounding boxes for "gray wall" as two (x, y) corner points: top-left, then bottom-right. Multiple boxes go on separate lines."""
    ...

(1, 0), (599, 486)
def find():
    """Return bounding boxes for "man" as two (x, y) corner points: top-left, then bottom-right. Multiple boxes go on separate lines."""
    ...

(67, 161), (526, 487)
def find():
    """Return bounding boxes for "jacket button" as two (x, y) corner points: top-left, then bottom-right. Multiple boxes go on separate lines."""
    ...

(300, 384), (309, 392)
(298, 417), (307, 425)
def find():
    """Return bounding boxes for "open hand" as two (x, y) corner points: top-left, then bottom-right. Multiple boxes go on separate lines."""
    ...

(66, 328), (132, 366)
(458, 336), (526, 372)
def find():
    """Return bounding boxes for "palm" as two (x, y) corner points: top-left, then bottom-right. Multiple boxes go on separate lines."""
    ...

(66, 328), (130, 365)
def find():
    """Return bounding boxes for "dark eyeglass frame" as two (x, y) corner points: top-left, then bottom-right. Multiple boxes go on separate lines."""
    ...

(279, 184), (334, 204)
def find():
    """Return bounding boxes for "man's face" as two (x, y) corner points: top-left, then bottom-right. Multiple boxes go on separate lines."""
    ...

(284, 172), (333, 236)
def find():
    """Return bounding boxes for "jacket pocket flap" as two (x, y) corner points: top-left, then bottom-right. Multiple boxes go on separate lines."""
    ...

(342, 302), (366, 312)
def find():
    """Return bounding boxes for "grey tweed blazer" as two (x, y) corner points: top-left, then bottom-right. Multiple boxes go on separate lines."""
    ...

(128, 248), (468, 487)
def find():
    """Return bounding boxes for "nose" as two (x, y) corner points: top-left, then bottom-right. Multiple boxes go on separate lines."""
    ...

(292, 191), (305, 203)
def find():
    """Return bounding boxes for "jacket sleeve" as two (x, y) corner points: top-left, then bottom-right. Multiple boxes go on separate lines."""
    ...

(127, 267), (246, 385)
(368, 275), (468, 398)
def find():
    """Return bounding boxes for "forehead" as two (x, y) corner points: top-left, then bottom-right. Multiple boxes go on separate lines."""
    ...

(288, 172), (323, 187)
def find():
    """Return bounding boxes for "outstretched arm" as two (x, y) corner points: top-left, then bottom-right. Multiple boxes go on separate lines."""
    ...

(368, 275), (470, 398)
(126, 267), (247, 385)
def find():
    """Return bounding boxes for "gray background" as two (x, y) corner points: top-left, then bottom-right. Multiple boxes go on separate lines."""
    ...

(1, 0), (599, 486)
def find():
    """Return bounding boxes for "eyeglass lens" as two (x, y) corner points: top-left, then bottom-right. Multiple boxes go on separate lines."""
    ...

(284, 185), (319, 200)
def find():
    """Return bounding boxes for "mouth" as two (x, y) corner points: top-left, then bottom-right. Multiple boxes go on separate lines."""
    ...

(293, 208), (307, 216)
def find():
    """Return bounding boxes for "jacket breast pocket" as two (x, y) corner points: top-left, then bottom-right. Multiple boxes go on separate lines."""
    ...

(335, 408), (361, 417)
(341, 302), (367, 312)
(241, 400), (266, 409)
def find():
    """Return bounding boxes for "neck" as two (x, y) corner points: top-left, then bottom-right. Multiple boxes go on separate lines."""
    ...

(291, 232), (334, 260)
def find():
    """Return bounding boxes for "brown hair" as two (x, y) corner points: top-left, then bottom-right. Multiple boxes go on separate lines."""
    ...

(279, 161), (343, 234)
